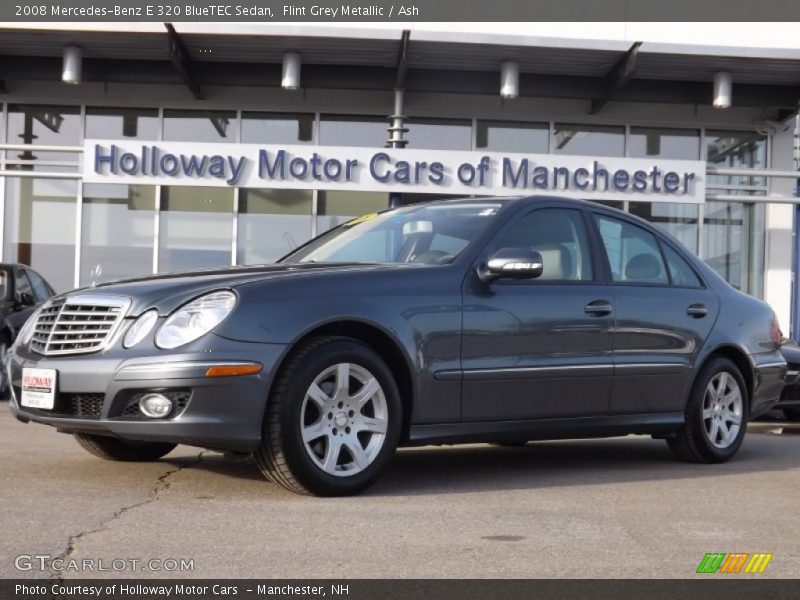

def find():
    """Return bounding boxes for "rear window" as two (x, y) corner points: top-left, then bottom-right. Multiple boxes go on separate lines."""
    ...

(662, 244), (703, 288)
(594, 216), (669, 284)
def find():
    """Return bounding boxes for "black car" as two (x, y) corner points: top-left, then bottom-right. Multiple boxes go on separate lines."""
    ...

(777, 341), (800, 421)
(0, 263), (55, 394)
(6, 197), (786, 496)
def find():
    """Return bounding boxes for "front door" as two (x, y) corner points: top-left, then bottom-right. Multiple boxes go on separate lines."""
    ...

(461, 206), (614, 421)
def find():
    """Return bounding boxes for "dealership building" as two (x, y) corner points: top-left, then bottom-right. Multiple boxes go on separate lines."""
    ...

(0, 23), (798, 333)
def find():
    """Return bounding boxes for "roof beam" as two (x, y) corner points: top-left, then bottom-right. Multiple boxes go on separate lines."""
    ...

(590, 41), (642, 115)
(0, 55), (797, 110)
(395, 30), (411, 89)
(164, 23), (202, 100)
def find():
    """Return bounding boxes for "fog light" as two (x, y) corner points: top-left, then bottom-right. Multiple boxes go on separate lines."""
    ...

(139, 393), (173, 418)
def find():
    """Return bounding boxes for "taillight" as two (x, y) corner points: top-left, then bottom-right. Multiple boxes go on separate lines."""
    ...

(770, 314), (783, 347)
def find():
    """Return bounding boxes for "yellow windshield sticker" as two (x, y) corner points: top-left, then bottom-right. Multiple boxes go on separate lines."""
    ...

(344, 213), (378, 227)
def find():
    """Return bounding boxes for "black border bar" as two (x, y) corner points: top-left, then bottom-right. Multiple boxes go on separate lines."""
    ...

(6, 0), (800, 22)
(5, 580), (800, 600)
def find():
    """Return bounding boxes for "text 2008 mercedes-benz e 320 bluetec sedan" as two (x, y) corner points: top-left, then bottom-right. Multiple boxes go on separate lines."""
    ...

(7, 197), (786, 495)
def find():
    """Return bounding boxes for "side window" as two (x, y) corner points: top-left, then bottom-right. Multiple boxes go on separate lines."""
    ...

(594, 216), (669, 284)
(662, 244), (703, 288)
(494, 208), (593, 281)
(15, 269), (33, 299)
(27, 269), (54, 302)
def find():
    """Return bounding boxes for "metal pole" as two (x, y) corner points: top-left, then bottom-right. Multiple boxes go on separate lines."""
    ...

(387, 88), (408, 208)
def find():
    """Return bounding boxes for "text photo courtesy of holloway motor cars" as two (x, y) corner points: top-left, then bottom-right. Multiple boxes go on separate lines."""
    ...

(2, 1), (800, 596)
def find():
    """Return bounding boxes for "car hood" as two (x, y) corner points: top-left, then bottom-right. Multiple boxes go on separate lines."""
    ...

(61, 263), (400, 316)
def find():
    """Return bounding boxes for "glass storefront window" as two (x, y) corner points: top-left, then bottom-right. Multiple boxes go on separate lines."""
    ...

(316, 191), (389, 234)
(319, 115), (386, 148)
(6, 105), (81, 171)
(706, 130), (768, 190)
(476, 120), (549, 153)
(628, 202), (699, 253)
(158, 186), (233, 273)
(237, 188), (313, 264)
(702, 201), (765, 296)
(80, 183), (156, 286)
(629, 127), (700, 160)
(405, 118), (472, 150)
(553, 123), (625, 157)
(592, 201), (624, 210)
(702, 130), (767, 296)
(241, 112), (314, 144)
(85, 107), (159, 140)
(3, 177), (77, 292)
(163, 109), (237, 142)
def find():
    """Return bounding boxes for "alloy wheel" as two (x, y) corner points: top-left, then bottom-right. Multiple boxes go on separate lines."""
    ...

(702, 371), (743, 449)
(300, 362), (388, 477)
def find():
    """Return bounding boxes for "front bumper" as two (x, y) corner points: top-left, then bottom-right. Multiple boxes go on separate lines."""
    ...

(7, 337), (288, 453)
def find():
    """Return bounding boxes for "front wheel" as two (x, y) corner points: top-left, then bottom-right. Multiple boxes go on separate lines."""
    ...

(74, 433), (176, 462)
(255, 336), (402, 496)
(666, 357), (748, 463)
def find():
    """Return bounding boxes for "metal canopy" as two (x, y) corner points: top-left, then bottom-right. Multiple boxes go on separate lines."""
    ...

(0, 26), (798, 109)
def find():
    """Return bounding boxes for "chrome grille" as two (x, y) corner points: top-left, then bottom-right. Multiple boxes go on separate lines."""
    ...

(30, 295), (130, 356)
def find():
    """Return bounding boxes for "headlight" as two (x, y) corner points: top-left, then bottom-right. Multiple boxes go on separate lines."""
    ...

(17, 308), (41, 346)
(123, 309), (159, 349)
(155, 291), (236, 350)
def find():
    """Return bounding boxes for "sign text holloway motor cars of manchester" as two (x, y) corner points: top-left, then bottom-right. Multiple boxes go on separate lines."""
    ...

(83, 140), (707, 204)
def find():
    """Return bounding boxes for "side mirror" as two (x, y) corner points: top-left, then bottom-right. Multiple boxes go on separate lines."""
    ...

(479, 247), (544, 284)
(16, 291), (35, 306)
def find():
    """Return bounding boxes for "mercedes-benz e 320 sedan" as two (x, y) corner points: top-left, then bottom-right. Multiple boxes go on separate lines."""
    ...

(7, 197), (786, 495)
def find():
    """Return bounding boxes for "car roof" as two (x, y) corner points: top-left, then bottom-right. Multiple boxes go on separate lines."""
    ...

(407, 195), (627, 216)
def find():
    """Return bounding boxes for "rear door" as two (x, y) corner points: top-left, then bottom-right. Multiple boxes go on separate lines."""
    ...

(590, 212), (720, 414)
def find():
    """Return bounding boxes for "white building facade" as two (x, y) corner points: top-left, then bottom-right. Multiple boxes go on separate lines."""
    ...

(0, 23), (796, 332)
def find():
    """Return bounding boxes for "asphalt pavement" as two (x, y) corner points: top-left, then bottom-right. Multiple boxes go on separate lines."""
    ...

(2, 402), (799, 579)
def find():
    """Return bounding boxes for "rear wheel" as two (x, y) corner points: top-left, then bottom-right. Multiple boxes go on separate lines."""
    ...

(255, 336), (402, 496)
(667, 357), (748, 463)
(73, 433), (176, 462)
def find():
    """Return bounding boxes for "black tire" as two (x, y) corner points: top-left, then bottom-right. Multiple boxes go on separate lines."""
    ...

(255, 336), (402, 496)
(784, 408), (800, 422)
(666, 357), (749, 463)
(74, 433), (176, 462)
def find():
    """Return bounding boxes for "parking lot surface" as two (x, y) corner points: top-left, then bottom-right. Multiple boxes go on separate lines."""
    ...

(1, 402), (799, 579)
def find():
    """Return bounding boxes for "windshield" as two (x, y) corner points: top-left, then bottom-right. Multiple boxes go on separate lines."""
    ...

(282, 202), (504, 265)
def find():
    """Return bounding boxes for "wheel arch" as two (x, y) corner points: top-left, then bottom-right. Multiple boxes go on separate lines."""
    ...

(693, 344), (755, 407)
(267, 318), (416, 442)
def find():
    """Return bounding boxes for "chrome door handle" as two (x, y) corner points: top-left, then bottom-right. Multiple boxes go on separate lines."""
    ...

(687, 304), (708, 318)
(585, 300), (613, 316)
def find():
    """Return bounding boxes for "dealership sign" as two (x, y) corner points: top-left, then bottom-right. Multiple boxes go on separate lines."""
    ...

(83, 140), (706, 203)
